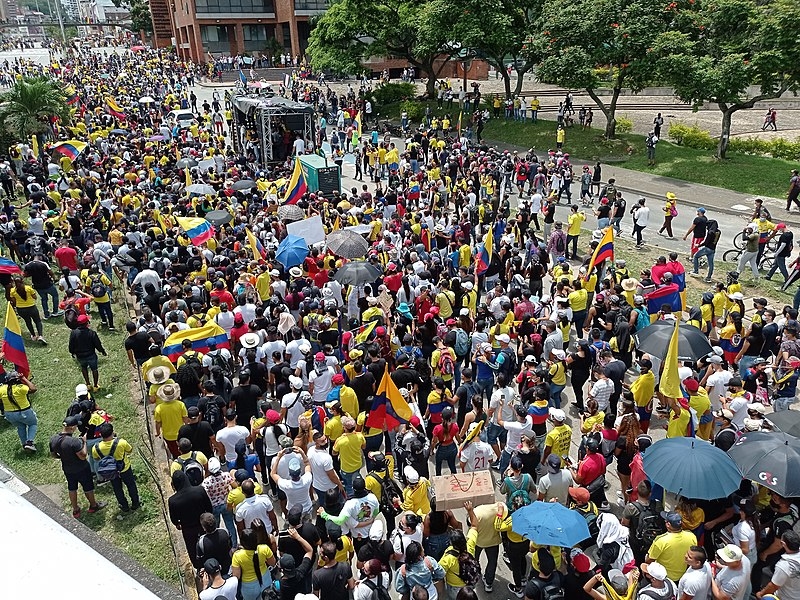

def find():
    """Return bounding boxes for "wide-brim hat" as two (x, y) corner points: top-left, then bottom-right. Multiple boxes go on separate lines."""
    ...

(241, 332), (260, 349)
(157, 382), (181, 402)
(147, 366), (170, 384)
(621, 278), (639, 292)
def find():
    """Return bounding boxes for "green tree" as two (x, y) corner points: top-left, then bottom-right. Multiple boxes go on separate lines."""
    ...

(0, 77), (71, 148)
(535, 0), (667, 138)
(654, 0), (800, 158)
(427, 0), (541, 99)
(307, 0), (455, 97)
(109, 0), (153, 34)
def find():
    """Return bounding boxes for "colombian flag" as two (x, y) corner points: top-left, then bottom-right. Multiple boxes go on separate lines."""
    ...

(2, 303), (30, 377)
(354, 320), (378, 344)
(585, 227), (614, 281)
(457, 111), (463, 135)
(0, 257), (22, 275)
(408, 184), (420, 200)
(51, 140), (87, 161)
(475, 228), (493, 276)
(105, 95), (125, 120)
(645, 283), (682, 319)
(175, 216), (214, 246)
(65, 87), (80, 105)
(282, 158), (307, 205)
(246, 227), (267, 261)
(162, 323), (230, 363)
(365, 364), (412, 430)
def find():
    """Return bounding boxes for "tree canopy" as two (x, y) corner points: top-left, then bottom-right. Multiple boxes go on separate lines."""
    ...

(0, 77), (71, 143)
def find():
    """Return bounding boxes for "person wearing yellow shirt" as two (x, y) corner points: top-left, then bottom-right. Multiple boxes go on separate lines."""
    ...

(92, 422), (141, 511)
(9, 277), (45, 342)
(231, 529), (277, 599)
(664, 394), (692, 439)
(493, 500), (530, 594)
(154, 383), (189, 458)
(556, 126), (566, 149)
(566, 205), (587, 260)
(684, 378), (712, 440)
(541, 407), (571, 466)
(398, 465), (432, 515)
(626, 358), (655, 433)
(435, 284), (456, 319)
(323, 403), (345, 443)
(169, 438), (209, 475)
(439, 524), (479, 592)
(332, 416), (365, 496)
(0, 371), (38, 452)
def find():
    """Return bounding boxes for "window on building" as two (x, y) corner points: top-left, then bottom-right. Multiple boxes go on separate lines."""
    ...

(294, 0), (327, 10)
(195, 0), (274, 14)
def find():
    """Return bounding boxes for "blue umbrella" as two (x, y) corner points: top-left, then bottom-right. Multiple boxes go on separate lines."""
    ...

(275, 234), (309, 268)
(511, 502), (590, 547)
(643, 437), (742, 500)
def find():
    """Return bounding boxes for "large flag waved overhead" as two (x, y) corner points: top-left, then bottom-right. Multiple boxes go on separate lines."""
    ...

(175, 216), (214, 246)
(282, 158), (307, 205)
(51, 140), (87, 161)
(245, 227), (267, 261)
(585, 227), (614, 280)
(162, 323), (230, 363)
(2, 304), (29, 377)
(105, 95), (125, 119)
(475, 228), (493, 276)
(365, 365), (413, 429)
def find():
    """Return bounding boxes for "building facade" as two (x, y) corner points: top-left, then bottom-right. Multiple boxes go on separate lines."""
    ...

(160, 0), (324, 64)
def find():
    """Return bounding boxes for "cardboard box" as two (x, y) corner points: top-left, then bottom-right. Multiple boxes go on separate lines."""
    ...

(431, 470), (496, 511)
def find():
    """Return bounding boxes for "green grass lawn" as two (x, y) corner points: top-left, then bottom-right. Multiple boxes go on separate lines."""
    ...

(0, 291), (181, 586)
(381, 101), (796, 198)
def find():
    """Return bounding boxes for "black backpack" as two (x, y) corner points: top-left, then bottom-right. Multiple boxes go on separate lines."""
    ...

(530, 576), (566, 600)
(370, 470), (403, 518)
(182, 351), (203, 374)
(90, 275), (107, 298)
(63, 303), (79, 330)
(141, 321), (164, 346)
(209, 351), (234, 378)
(200, 395), (225, 431)
(362, 577), (392, 600)
(176, 452), (205, 486)
(555, 234), (565, 252)
(634, 501), (667, 552)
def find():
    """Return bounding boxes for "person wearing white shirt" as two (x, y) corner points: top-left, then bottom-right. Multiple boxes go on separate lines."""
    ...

(391, 513), (424, 563)
(234, 480), (278, 533)
(233, 301), (257, 325)
(677, 546), (713, 600)
(353, 560), (392, 600)
(704, 359), (733, 412)
(460, 435), (495, 472)
(280, 381), (307, 432)
(307, 432), (346, 501)
(133, 268), (162, 292)
(271, 447), (314, 516)
(214, 307), (235, 334)
(215, 410), (251, 461)
(261, 330), (286, 372)
(497, 404), (533, 473)
(285, 337), (308, 369)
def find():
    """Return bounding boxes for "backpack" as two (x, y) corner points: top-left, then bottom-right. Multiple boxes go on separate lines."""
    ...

(555, 234), (565, 253)
(635, 308), (650, 334)
(96, 438), (122, 482)
(210, 351), (234, 378)
(370, 470), (403, 518)
(530, 577), (566, 600)
(498, 347), (517, 381)
(634, 501), (667, 551)
(63, 304), (80, 330)
(176, 451), (205, 486)
(437, 349), (455, 377)
(65, 399), (83, 419)
(669, 204), (678, 217)
(640, 580), (676, 600)
(705, 220), (721, 249)
(90, 275), (107, 298)
(456, 551), (482, 586)
(454, 328), (470, 358)
(362, 577), (392, 600)
(200, 395), (225, 431)
(503, 474), (532, 510)
(182, 351), (203, 374)
(141, 321), (164, 346)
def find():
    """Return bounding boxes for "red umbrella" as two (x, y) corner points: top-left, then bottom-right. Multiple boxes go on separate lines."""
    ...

(130, 45), (147, 52)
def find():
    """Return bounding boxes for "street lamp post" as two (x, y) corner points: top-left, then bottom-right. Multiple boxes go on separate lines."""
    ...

(456, 47), (475, 101)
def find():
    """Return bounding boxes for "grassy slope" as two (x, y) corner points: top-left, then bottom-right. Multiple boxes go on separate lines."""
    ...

(381, 101), (795, 198)
(0, 293), (181, 585)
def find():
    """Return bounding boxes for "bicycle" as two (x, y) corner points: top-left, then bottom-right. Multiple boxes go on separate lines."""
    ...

(722, 246), (774, 271)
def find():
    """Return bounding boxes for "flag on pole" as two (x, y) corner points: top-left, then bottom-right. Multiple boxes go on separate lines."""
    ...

(354, 320), (378, 344)
(659, 318), (682, 399)
(2, 304), (30, 377)
(238, 69), (247, 86)
(175, 216), (214, 246)
(30, 135), (39, 160)
(365, 364), (413, 429)
(354, 111), (362, 137)
(185, 167), (192, 188)
(332, 215), (342, 231)
(585, 227), (614, 281)
(475, 228), (493, 276)
(457, 111), (463, 136)
(51, 140), (87, 161)
(282, 158), (307, 205)
(245, 227), (267, 261)
(105, 95), (125, 119)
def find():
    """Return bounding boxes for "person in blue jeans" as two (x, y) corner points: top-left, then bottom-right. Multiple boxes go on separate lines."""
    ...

(0, 371), (38, 452)
(431, 406), (459, 475)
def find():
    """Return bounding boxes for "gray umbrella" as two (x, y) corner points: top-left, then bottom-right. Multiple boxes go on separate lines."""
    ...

(333, 261), (383, 286)
(186, 183), (216, 195)
(176, 157), (198, 168)
(205, 209), (233, 226)
(326, 229), (369, 259)
(277, 204), (305, 222)
(232, 179), (256, 191)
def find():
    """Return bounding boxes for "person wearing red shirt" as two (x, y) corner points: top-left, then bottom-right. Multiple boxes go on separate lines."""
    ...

(650, 256), (671, 285)
(55, 241), (79, 272)
(383, 263), (403, 293)
(59, 289), (93, 315)
(414, 287), (433, 320)
(313, 267), (329, 288)
(210, 281), (235, 307)
(571, 437), (607, 506)
(431, 406), (461, 476)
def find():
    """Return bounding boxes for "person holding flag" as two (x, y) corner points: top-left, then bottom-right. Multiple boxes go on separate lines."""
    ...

(658, 319), (695, 438)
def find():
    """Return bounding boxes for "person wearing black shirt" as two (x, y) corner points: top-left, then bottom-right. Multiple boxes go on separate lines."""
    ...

(312, 541), (355, 600)
(766, 224), (794, 281)
(124, 321), (153, 366)
(524, 548), (565, 600)
(168, 470), (214, 568)
(230, 370), (263, 428)
(279, 528), (315, 600)
(277, 504), (320, 577)
(178, 407), (216, 457)
(683, 208), (708, 256)
(49, 415), (105, 518)
(24, 253), (61, 319)
(349, 363), (377, 412)
(271, 354), (292, 401)
(196, 512), (232, 574)
(602, 353), (627, 415)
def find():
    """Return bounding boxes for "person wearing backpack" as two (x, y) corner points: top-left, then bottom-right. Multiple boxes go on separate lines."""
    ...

(524, 548), (566, 600)
(622, 481), (665, 564)
(354, 558), (392, 600)
(92, 422), (140, 513)
(393, 541), (446, 600)
(170, 437), (209, 485)
(431, 337), (457, 392)
(84, 264), (115, 330)
(425, 377), (455, 440)
(638, 562), (676, 600)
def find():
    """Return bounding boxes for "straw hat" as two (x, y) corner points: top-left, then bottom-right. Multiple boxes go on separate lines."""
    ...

(146, 366), (171, 385)
(241, 332), (260, 349)
(621, 278), (639, 292)
(157, 382), (181, 402)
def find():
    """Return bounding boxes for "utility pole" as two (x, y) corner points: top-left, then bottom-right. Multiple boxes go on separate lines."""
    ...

(54, 0), (67, 44)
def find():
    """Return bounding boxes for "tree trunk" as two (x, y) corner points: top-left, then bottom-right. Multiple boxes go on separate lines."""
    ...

(501, 69), (512, 99)
(513, 64), (533, 97)
(717, 107), (734, 159)
(420, 61), (437, 98)
(585, 86), (620, 139)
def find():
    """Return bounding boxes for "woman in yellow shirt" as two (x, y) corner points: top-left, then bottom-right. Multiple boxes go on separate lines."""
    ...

(231, 528), (277, 600)
(9, 276), (45, 342)
(317, 524), (354, 566)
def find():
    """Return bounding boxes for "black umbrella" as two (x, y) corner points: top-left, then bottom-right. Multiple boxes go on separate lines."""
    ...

(767, 411), (800, 437)
(634, 320), (714, 362)
(326, 229), (369, 259)
(727, 431), (800, 497)
(333, 261), (382, 287)
(205, 209), (233, 227)
(232, 179), (256, 191)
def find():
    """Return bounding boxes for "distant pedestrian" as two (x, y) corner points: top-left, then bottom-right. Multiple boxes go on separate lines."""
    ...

(653, 113), (664, 137)
(646, 131), (658, 166)
(631, 198), (650, 249)
(50, 415), (107, 518)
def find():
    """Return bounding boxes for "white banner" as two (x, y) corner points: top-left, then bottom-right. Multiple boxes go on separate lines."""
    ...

(286, 214), (325, 245)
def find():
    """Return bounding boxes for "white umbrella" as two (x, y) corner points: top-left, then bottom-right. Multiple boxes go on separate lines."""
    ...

(139, 96), (155, 104)
(186, 183), (216, 195)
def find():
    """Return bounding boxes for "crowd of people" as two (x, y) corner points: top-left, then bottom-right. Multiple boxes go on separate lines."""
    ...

(1, 45), (800, 600)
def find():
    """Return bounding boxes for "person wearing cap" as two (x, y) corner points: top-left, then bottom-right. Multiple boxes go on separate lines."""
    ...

(281, 375), (307, 437)
(154, 382), (189, 458)
(201, 457), (237, 547)
(68, 312), (107, 391)
(711, 544), (751, 600)
(179, 404), (217, 459)
(720, 377), (751, 429)
(683, 207), (709, 257)
(93, 422), (141, 513)
(547, 348), (568, 409)
(639, 562), (677, 600)
(703, 355), (733, 413)
(765, 223), (792, 282)
(50, 414), (107, 518)
(646, 511), (698, 583)
(198, 556), (237, 600)
(537, 452), (575, 505)
(541, 406), (571, 468)
(757, 530), (800, 600)
(271, 443), (313, 516)
(682, 377), (713, 441)
(712, 409), (738, 451)
(332, 415), (366, 497)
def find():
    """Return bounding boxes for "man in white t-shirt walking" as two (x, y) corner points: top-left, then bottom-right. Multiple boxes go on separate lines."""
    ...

(678, 545), (713, 600)
(271, 446), (314, 516)
(307, 431), (346, 503)
(757, 530), (800, 600)
(215, 409), (250, 462)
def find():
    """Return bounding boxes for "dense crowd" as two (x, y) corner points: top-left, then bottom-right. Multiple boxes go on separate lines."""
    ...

(1, 47), (800, 600)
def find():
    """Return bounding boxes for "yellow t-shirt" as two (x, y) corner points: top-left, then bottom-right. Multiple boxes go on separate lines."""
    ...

(333, 432), (365, 473)
(567, 212), (586, 236)
(568, 288), (589, 312)
(10, 286), (37, 308)
(92, 437), (133, 472)
(439, 528), (478, 586)
(170, 451), (208, 474)
(545, 423), (572, 459)
(317, 535), (353, 565)
(647, 530), (697, 581)
(357, 411), (383, 439)
(227, 482), (263, 508)
(232, 545), (274, 583)
(324, 415), (344, 441)
(154, 400), (188, 441)
(435, 291), (456, 318)
(0, 383), (32, 412)
(549, 361), (567, 385)
(401, 478), (432, 515)
(666, 405), (692, 438)
(472, 503), (502, 548)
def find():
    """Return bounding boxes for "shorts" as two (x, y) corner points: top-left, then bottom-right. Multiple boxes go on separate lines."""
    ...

(485, 422), (507, 446)
(65, 465), (95, 493)
(276, 488), (287, 501)
(77, 355), (98, 370)
(637, 407), (652, 422)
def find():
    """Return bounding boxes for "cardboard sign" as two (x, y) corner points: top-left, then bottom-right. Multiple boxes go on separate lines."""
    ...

(431, 470), (496, 511)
